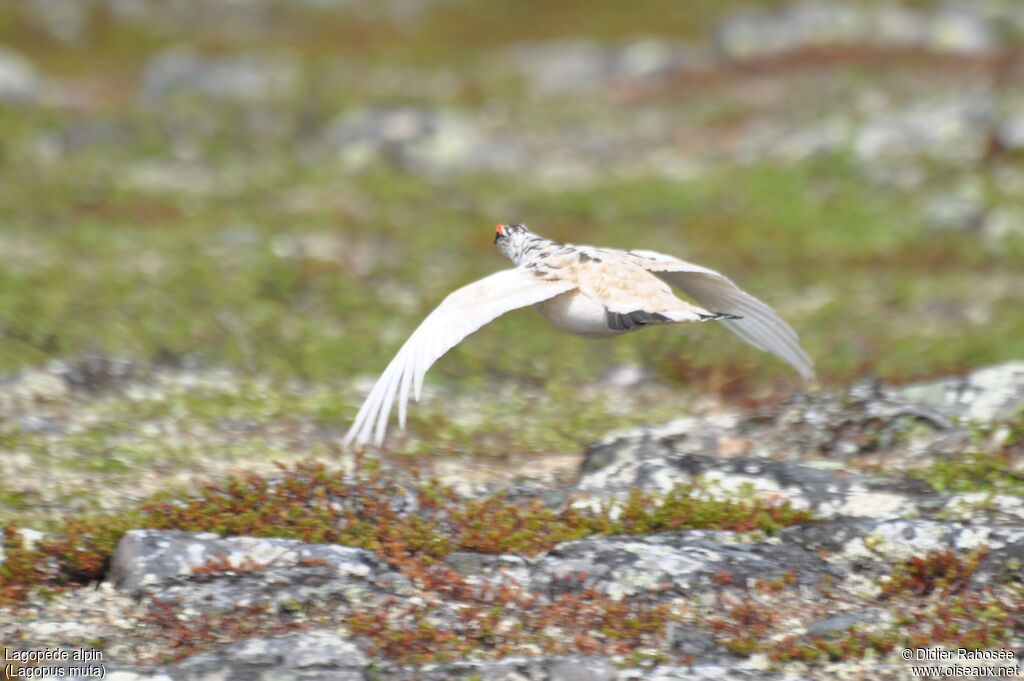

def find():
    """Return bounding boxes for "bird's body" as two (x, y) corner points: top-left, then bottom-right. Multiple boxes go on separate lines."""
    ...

(343, 224), (814, 447)
(534, 289), (622, 338)
(529, 248), (726, 338)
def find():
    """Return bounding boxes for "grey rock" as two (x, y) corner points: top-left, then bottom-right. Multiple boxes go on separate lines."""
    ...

(582, 413), (738, 473)
(549, 657), (617, 681)
(779, 518), (1024, 591)
(982, 206), (1024, 244)
(665, 624), (739, 663)
(998, 115), (1024, 151)
(773, 517), (878, 554)
(714, 7), (787, 61)
(597, 364), (657, 389)
(379, 656), (614, 681)
(19, 0), (87, 43)
(852, 95), (994, 165)
(320, 106), (515, 176)
(973, 538), (1024, 586)
(142, 46), (301, 104)
(715, 2), (870, 61)
(870, 5), (929, 46)
(531, 532), (837, 600)
(171, 630), (367, 681)
(585, 382), (959, 470)
(509, 39), (708, 95)
(616, 665), (803, 680)
(713, 2), (997, 61)
(885, 361), (1024, 422)
(51, 354), (138, 393)
(924, 193), (988, 232)
(574, 377), (990, 522)
(923, 5), (999, 55)
(143, 560), (397, 614)
(805, 609), (888, 638)
(577, 452), (929, 519)
(443, 551), (532, 594)
(0, 368), (70, 410)
(942, 492), (1024, 525)
(508, 40), (611, 94)
(40, 120), (140, 158)
(109, 530), (401, 612)
(16, 414), (64, 433)
(42, 666), (172, 681)
(0, 45), (40, 102)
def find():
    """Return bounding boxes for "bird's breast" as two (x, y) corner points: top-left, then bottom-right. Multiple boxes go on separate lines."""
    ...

(533, 290), (624, 339)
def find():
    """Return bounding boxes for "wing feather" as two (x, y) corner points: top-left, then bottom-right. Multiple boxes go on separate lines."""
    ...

(628, 249), (815, 380)
(343, 268), (576, 447)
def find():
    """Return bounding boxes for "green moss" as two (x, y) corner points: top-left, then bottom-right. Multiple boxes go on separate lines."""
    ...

(0, 487), (28, 513)
(911, 452), (1024, 496)
(768, 629), (895, 664)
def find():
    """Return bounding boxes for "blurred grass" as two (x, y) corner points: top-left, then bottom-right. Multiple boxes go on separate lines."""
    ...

(0, 0), (793, 72)
(0, 0), (1023, 466)
(2, 134), (1021, 389)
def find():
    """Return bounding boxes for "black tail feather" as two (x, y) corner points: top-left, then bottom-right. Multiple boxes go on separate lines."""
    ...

(606, 309), (673, 331)
(701, 310), (743, 321)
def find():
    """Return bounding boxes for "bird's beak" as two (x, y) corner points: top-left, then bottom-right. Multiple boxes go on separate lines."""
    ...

(494, 223), (505, 244)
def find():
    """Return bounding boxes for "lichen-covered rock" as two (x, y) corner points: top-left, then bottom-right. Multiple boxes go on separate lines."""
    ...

(663, 624), (741, 664)
(778, 518), (1024, 597)
(507, 39), (708, 95)
(972, 538), (1024, 587)
(885, 361), (1024, 422)
(531, 532), (838, 600)
(616, 667), (804, 681)
(584, 382), (959, 468)
(141, 46), (302, 104)
(109, 530), (405, 611)
(576, 452), (930, 519)
(320, 106), (506, 176)
(111, 530), (384, 589)
(171, 631), (368, 680)
(713, 2), (999, 61)
(0, 44), (40, 102)
(52, 354), (139, 394)
(443, 551), (533, 594)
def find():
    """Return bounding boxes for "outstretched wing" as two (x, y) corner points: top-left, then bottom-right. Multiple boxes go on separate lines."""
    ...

(627, 249), (816, 380)
(343, 268), (576, 447)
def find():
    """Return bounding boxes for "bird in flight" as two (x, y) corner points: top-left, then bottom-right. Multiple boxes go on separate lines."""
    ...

(343, 223), (814, 447)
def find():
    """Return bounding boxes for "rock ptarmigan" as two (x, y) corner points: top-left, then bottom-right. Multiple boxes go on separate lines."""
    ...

(343, 223), (814, 447)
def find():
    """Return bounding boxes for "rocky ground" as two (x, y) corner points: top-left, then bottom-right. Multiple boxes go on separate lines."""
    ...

(2, 0), (1024, 679)
(2, 360), (1023, 680)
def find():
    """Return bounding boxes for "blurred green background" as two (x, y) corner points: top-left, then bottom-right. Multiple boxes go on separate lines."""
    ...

(1, 0), (1023, 472)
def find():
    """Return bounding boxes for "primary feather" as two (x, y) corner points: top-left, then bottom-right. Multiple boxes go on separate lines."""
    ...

(626, 249), (816, 380)
(342, 268), (574, 447)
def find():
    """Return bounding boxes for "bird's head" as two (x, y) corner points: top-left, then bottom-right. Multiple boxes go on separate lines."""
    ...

(493, 223), (535, 264)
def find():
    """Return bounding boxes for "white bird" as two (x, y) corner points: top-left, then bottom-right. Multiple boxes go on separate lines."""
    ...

(343, 223), (815, 447)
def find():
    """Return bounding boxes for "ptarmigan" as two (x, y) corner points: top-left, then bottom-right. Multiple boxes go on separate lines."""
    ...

(343, 223), (814, 447)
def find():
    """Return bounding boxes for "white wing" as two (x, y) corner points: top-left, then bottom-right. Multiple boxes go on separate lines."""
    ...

(628, 249), (816, 380)
(343, 268), (576, 447)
